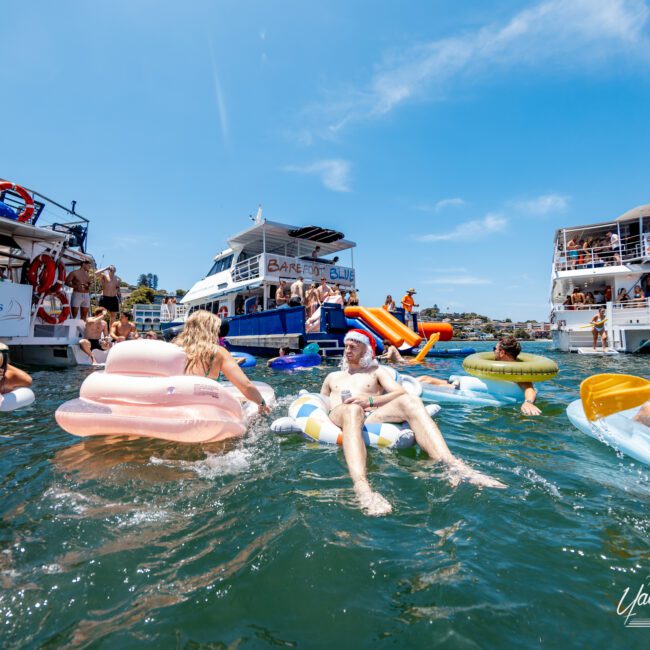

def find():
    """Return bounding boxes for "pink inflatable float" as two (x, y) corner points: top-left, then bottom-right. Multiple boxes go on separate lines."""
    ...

(55, 340), (275, 443)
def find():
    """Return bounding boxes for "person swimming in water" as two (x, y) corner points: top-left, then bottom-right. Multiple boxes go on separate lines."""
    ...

(0, 343), (32, 394)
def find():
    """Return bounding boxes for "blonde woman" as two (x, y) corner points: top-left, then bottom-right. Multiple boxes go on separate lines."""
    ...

(382, 295), (396, 311)
(173, 310), (270, 414)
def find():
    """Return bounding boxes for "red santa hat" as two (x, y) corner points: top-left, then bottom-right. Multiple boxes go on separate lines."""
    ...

(344, 329), (376, 357)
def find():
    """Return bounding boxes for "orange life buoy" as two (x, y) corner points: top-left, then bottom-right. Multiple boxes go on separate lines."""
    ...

(27, 254), (57, 295)
(218, 305), (229, 318)
(0, 181), (35, 223)
(37, 287), (71, 324)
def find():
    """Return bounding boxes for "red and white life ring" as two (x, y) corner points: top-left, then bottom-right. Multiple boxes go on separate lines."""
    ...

(27, 254), (57, 295)
(0, 181), (35, 223)
(218, 305), (229, 318)
(50, 261), (67, 291)
(37, 287), (71, 324)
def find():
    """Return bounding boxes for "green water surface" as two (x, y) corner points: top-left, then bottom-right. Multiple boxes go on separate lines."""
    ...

(1, 342), (649, 648)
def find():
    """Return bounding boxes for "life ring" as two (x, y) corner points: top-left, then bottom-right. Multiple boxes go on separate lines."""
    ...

(37, 287), (71, 324)
(218, 305), (229, 318)
(0, 181), (35, 223)
(27, 254), (57, 295)
(463, 352), (558, 383)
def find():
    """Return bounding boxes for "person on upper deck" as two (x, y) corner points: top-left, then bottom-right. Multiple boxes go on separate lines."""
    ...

(310, 245), (321, 259)
(632, 286), (646, 304)
(401, 288), (419, 313)
(174, 310), (269, 415)
(382, 295), (396, 311)
(616, 288), (630, 305)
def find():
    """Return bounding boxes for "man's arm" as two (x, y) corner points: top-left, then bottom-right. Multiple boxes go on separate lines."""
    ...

(518, 382), (541, 416)
(320, 374), (331, 396)
(65, 270), (76, 288)
(130, 323), (140, 339)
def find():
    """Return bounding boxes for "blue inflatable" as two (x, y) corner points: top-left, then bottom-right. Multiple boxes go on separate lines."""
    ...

(0, 201), (18, 221)
(426, 347), (476, 358)
(420, 374), (523, 407)
(231, 351), (257, 368)
(269, 353), (321, 371)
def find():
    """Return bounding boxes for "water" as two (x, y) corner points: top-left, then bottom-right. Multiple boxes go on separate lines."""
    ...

(1, 342), (649, 648)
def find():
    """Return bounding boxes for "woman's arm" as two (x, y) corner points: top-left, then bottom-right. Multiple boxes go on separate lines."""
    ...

(217, 349), (270, 414)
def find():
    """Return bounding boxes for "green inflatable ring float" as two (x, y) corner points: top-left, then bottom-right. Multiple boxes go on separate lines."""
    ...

(462, 352), (559, 383)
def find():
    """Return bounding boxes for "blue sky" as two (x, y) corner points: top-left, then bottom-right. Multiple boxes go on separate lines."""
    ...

(4, 0), (650, 320)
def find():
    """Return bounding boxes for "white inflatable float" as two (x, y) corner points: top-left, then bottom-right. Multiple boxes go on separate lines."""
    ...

(419, 374), (523, 407)
(566, 399), (650, 466)
(0, 388), (35, 412)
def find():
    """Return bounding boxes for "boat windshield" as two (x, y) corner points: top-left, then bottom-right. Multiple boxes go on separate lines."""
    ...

(206, 254), (233, 277)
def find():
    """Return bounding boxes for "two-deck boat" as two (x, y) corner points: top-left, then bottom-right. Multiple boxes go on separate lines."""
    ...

(170, 208), (358, 356)
(0, 182), (94, 366)
(550, 204), (650, 353)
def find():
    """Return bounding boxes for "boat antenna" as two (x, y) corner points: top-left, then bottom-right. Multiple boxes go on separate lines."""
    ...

(71, 200), (76, 214)
(255, 204), (263, 223)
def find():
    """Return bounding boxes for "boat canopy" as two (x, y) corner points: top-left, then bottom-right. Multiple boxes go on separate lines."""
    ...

(227, 220), (355, 257)
(616, 204), (650, 222)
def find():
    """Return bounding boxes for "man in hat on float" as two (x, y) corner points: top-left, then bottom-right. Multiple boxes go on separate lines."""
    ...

(401, 287), (419, 313)
(320, 329), (504, 515)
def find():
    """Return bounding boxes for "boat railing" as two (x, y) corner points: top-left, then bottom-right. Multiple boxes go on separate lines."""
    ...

(553, 232), (648, 272)
(132, 303), (188, 323)
(611, 298), (650, 325)
(231, 254), (262, 283)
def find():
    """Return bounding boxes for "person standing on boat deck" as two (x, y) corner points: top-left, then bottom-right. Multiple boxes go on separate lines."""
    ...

(606, 231), (621, 265)
(97, 265), (121, 326)
(311, 245), (321, 259)
(382, 295), (396, 311)
(174, 310), (270, 415)
(590, 307), (608, 352)
(401, 288), (419, 313)
(289, 276), (304, 306)
(275, 280), (288, 308)
(66, 260), (92, 321)
(110, 312), (139, 342)
(632, 285), (646, 304)
(316, 277), (331, 303)
(321, 329), (504, 515)
(0, 343), (32, 394)
(571, 287), (585, 309)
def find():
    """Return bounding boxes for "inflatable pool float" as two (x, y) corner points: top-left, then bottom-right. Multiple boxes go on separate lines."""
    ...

(55, 340), (274, 443)
(0, 388), (35, 412)
(382, 366), (423, 397)
(231, 351), (257, 368)
(426, 347), (476, 358)
(566, 399), (650, 466)
(419, 374), (523, 407)
(270, 391), (441, 448)
(269, 353), (321, 371)
(463, 352), (558, 383)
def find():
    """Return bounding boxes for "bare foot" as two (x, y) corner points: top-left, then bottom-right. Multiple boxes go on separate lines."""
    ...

(447, 460), (506, 489)
(354, 480), (393, 516)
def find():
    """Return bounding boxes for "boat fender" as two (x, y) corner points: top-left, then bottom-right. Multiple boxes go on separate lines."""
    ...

(463, 352), (558, 383)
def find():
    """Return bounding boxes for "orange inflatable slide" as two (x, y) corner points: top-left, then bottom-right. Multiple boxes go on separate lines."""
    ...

(418, 321), (453, 341)
(345, 307), (422, 350)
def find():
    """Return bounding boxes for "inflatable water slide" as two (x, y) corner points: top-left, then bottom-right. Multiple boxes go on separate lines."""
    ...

(344, 307), (422, 351)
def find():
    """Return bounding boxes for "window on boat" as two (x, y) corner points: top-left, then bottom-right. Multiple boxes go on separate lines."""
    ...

(206, 254), (234, 277)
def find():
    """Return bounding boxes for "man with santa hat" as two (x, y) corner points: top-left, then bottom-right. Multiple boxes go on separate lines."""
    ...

(321, 329), (505, 515)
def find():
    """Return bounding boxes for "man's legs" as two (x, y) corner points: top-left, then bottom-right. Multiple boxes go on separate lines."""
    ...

(78, 339), (95, 363)
(329, 404), (392, 515)
(366, 394), (505, 488)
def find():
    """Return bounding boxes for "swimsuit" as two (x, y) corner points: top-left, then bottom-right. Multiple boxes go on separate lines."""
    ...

(99, 295), (119, 312)
(88, 338), (103, 351)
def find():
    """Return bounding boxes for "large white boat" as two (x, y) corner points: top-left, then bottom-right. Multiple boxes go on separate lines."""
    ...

(0, 182), (94, 366)
(174, 208), (358, 355)
(550, 204), (650, 353)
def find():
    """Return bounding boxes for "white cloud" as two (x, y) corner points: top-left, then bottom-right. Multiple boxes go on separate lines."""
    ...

(435, 197), (465, 211)
(283, 159), (352, 192)
(424, 276), (492, 285)
(417, 212), (507, 242)
(208, 41), (229, 145)
(310, 0), (649, 134)
(509, 193), (569, 215)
